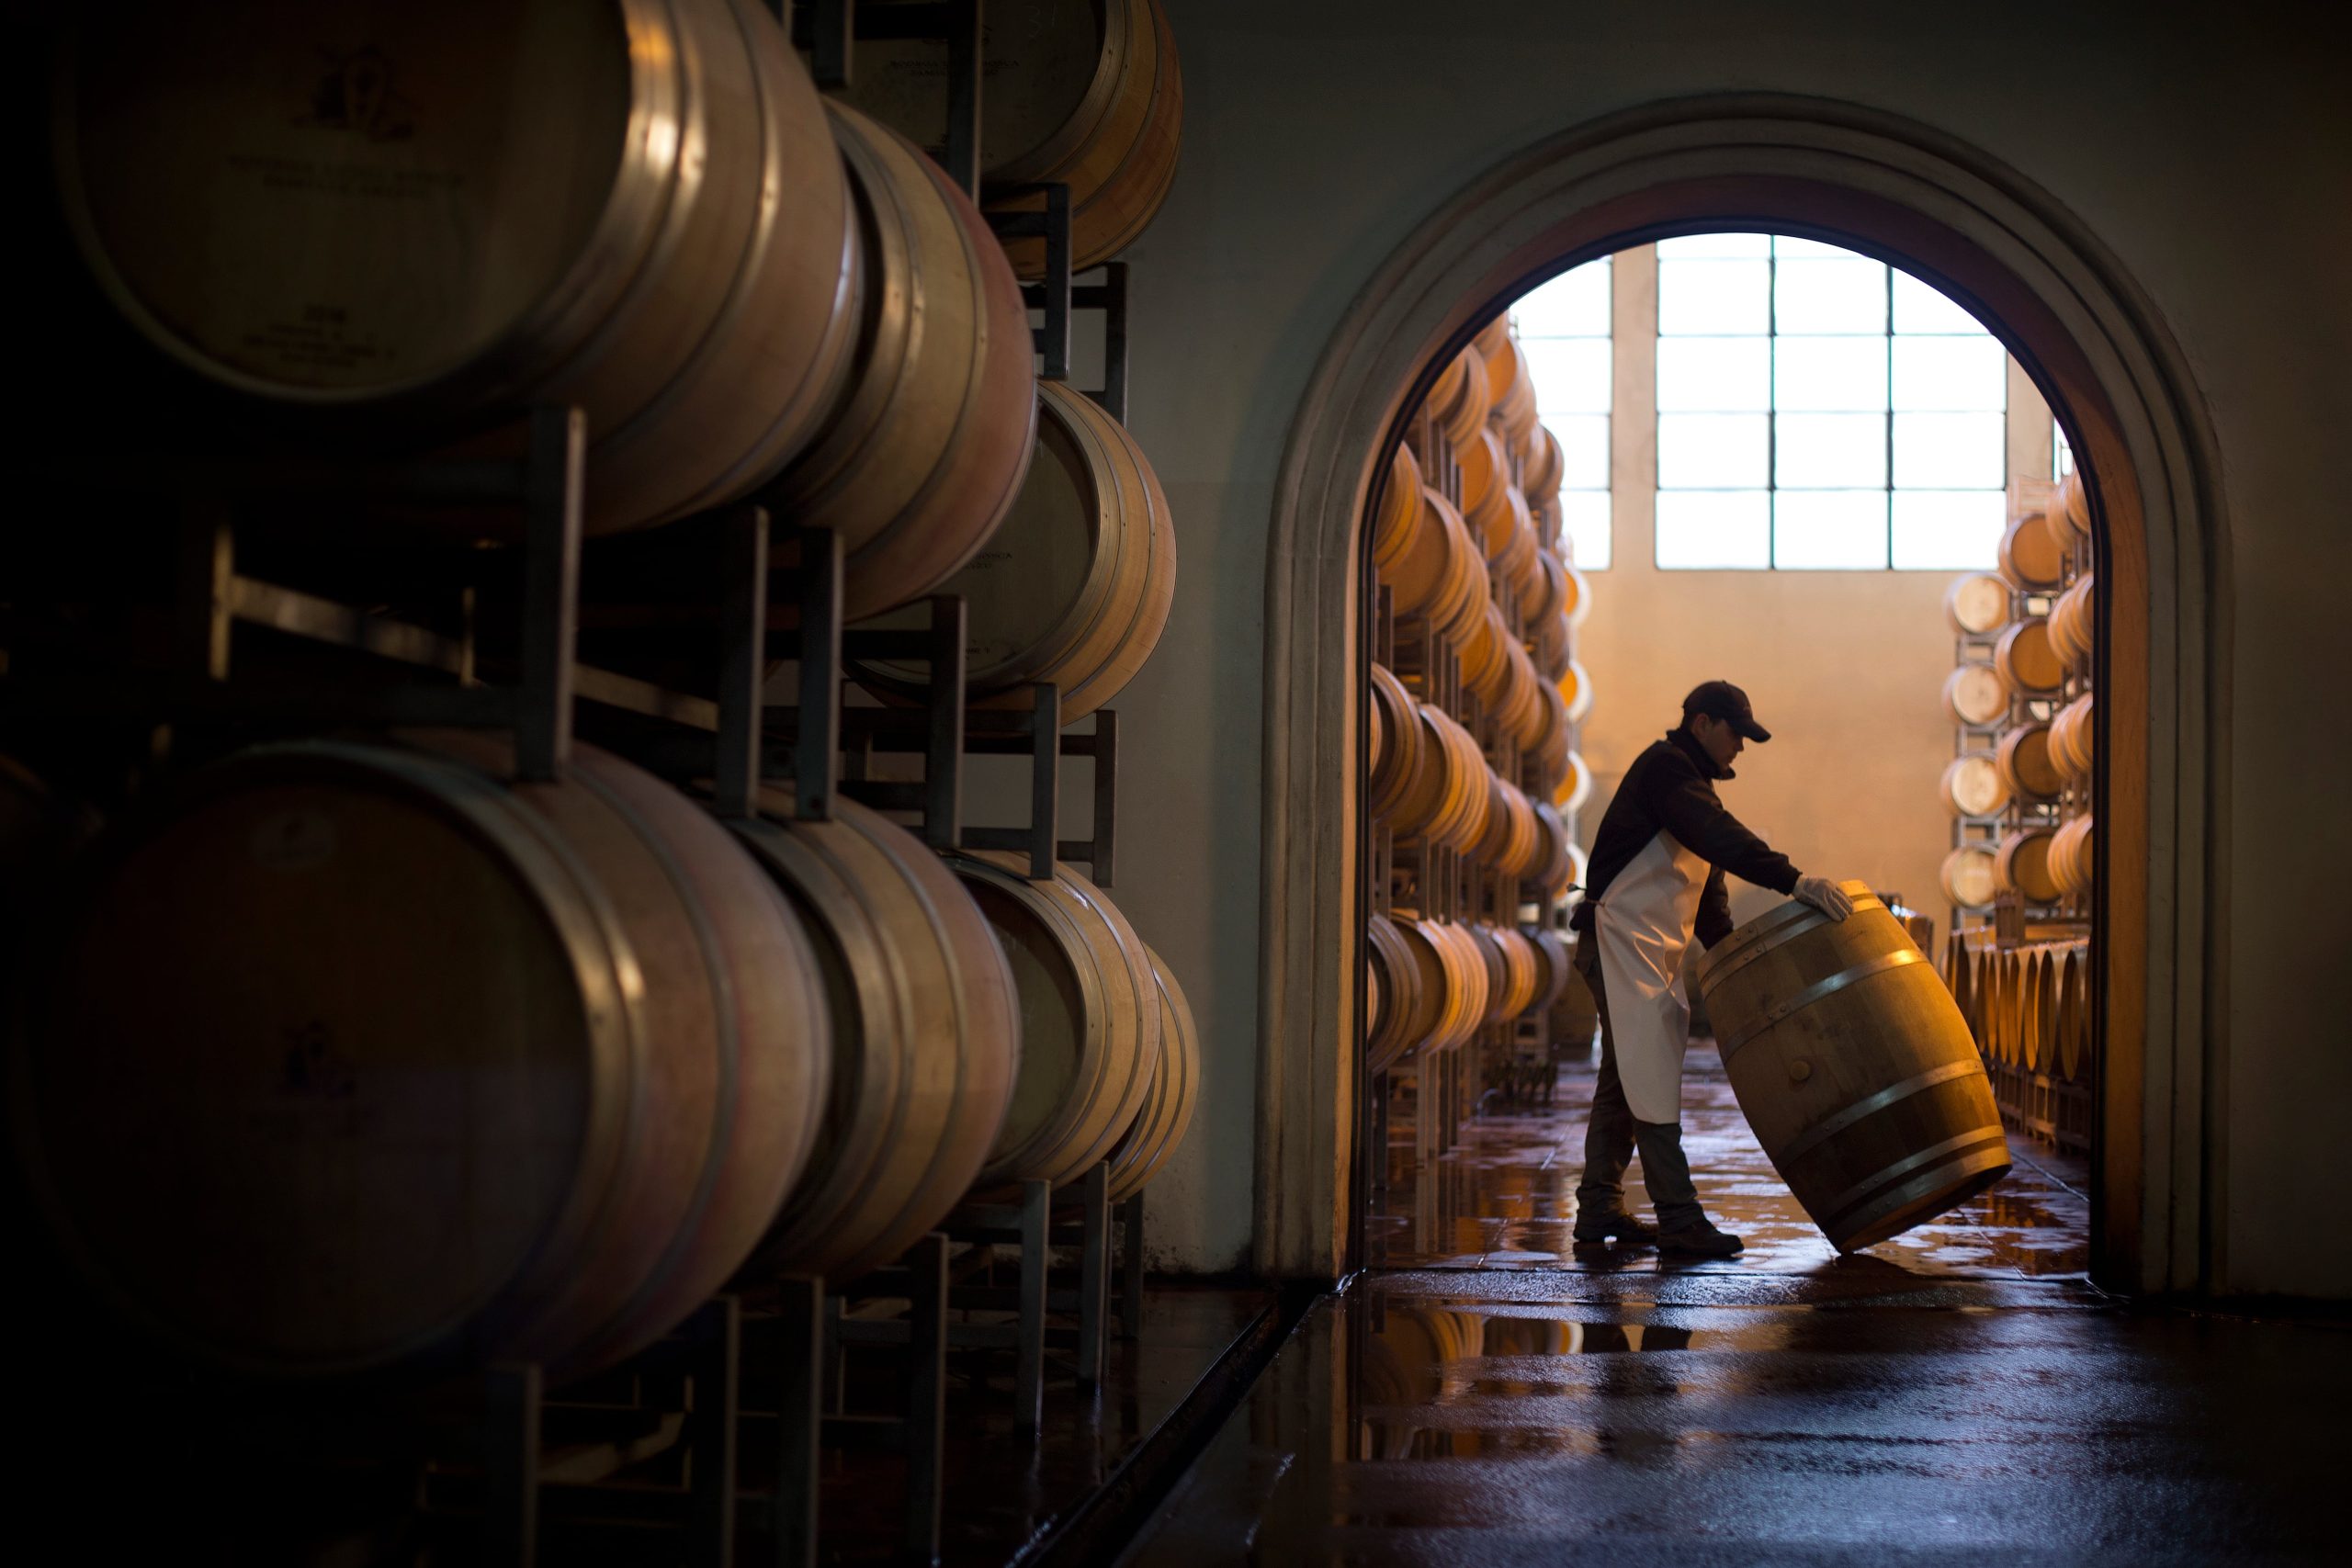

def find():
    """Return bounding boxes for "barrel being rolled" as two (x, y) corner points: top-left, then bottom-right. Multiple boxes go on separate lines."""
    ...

(23, 736), (832, 1381)
(1693, 885), (2010, 1252)
(59, 0), (862, 535)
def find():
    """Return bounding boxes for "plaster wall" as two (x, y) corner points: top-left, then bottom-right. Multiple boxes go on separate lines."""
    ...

(1105, 0), (2350, 1292)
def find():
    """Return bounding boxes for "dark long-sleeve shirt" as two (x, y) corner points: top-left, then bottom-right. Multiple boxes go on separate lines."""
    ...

(1569, 728), (1803, 950)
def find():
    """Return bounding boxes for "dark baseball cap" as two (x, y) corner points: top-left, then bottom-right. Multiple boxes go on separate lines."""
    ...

(1682, 680), (1772, 742)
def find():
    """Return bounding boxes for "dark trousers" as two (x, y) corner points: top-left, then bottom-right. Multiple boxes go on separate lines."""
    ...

(1574, 939), (1706, 1230)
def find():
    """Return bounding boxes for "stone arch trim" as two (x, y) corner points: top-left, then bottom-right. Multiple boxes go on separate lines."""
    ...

(1256, 92), (2225, 1292)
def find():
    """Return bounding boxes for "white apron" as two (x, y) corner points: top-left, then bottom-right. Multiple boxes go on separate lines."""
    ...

(1594, 830), (1709, 1123)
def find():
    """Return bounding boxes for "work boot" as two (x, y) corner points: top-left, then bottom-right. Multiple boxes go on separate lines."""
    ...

(1657, 1218), (1743, 1257)
(1571, 1208), (1657, 1245)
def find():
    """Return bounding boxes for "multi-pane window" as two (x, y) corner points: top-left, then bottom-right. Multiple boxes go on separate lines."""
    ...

(1653, 233), (2007, 570)
(1511, 256), (1612, 569)
(2053, 421), (2075, 478)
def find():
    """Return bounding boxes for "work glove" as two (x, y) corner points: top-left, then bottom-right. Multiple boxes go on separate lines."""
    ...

(1793, 875), (1855, 920)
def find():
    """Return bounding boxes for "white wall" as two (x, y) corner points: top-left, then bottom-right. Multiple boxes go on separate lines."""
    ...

(1105, 0), (2352, 1293)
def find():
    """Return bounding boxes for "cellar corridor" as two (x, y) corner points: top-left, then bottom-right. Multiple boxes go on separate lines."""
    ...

(1118, 1051), (2342, 1566)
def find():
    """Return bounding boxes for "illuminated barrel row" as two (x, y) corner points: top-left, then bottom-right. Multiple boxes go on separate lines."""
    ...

(1943, 938), (2095, 1083)
(1365, 915), (1574, 1073)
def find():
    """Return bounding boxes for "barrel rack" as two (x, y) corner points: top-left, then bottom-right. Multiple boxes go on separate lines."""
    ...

(1361, 369), (1575, 1234)
(1947, 473), (2095, 1159)
(2, 46), (1165, 1568)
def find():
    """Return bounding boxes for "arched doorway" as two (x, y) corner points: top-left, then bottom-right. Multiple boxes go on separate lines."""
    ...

(1255, 94), (2223, 1293)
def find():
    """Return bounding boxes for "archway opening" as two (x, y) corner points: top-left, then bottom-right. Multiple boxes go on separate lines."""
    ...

(1257, 98), (2219, 1298)
(1358, 230), (2098, 1280)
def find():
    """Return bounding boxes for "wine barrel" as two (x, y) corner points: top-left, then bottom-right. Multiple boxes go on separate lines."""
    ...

(1939, 753), (2008, 818)
(1526, 927), (1575, 1019)
(1995, 724), (2063, 800)
(1994, 828), (2063, 904)
(1942, 931), (1974, 1022)
(2049, 814), (2096, 896)
(1416, 706), (1493, 852)
(59, 0), (861, 536)
(763, 102), (1036, 621)
(1365, 916), (1424, 1072)
(1405, 489), (1493, 649)
(1524, 547), (1570, 625)
(1942, 664), (2008, 726)
(1369, 444), (1424, 575)
(848, 0), (1182, 277)
(2049, 575), (2098, 672)
(853, 379), (1174, 720)
(1550, 750), (1593, 818)
(2019, 949), (2050, 1073)
(2054, 468), (2095, 542)
(1366, 662), (1426, 821)
(1468, 926), (1511, 1027)
(2055, 946), (2089, 1081)
(1692, 886), (2010, 1251)
(1943, 572), (2011, 636)
(1104, 946), (1199, 1203)
(1457, 427), (1515, 553)
(1997, 512), (2065, 590)
(2050, 693), (2096, 782)
(24, 735), (830, 1381)
(1528, 801), (1575, 896)
(1561, 557), (1591, 630)
(1460, 602), (1513, 709)
(950, 852), (1160, 1191)
(1485, 339), (1539, 450)
(1433, 344), (1492, 449)
(1560, 659), (1594, 725)
(1523, 425), (1566, 503)
(1940, 844), (1998, 909)
(1994, 619), (2065, 695)
(730, 792), (1019, 1284)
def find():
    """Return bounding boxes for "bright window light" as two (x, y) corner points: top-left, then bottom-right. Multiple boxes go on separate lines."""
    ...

(1655, 234), (2007, 570)
(1510, 254), (1614, 569)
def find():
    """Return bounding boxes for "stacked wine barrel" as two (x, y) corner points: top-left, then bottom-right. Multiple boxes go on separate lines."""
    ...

(1935, 465), (2098, 1155)
(22, 0), (1198, 1388)
(1363, 312), (1590, 1134)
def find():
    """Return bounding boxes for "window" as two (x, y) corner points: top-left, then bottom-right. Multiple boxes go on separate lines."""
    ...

(2053, 420), (2075, 478)
(1654, 234), (2007, 570)
(1511, 256), (1611, 569)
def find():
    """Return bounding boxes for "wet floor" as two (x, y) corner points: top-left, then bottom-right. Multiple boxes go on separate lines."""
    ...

(1368, 1039), (2092, 1280)
(1117, 1045), (2346, 1564)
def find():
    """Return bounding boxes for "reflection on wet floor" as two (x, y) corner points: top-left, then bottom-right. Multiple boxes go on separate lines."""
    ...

(1114, 1046), (2343, 1565)
(1367, 1038), (2092, 1279)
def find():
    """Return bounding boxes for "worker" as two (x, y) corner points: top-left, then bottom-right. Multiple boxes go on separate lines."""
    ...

(1567, 680), (1855, 1257)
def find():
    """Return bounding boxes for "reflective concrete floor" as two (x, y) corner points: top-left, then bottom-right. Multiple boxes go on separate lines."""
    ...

(1119, 1046), (2346, 1565)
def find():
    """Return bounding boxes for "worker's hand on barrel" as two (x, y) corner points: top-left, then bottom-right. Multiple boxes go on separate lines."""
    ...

(1794, 875), (1855, 920)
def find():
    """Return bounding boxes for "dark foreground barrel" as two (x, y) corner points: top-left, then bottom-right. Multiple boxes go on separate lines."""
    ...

(1693, 882), (2009, 1252)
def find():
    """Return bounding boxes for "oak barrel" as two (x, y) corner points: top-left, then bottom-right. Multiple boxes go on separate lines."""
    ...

(1994, 827), (2063, 904)
(761, 102), (1036, 621)
(58, 0), (862, 535)
(853, 379), (1175, 721)
(950, 852), (1160, 1191)
(1433, 344), (1492, 448)
(1940, 663), (2006, 727)
(1365, 916), (1423, 1072)
(1940, 844), (1997, 909)
(1996, 512), (2065, 590)
(729, 791), (1020, 1284)
(23, 736), (831, 1381)
(1994, 618), (2065, 695)
(1943, 572), (2011, 636)
(1939, 753), (2008, 818)
(1995, 723), (2063, 800)
(1693, 885), (2010, 1251)
(1104, 946), (1198, 1202)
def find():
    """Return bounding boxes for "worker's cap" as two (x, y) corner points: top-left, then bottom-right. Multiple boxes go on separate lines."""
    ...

(1682, 680), (1771, 743)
